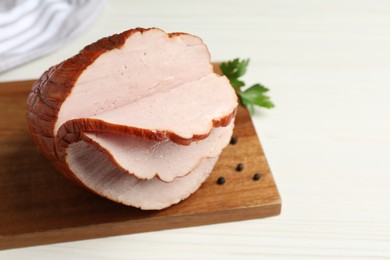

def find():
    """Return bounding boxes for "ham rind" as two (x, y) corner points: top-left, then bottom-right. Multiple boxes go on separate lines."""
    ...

(66, 138), (219, 210)
(26, 28), (238, 209)
(82, 122), (233, 182)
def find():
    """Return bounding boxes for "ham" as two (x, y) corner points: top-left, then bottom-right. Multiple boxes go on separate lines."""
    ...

(66, 140), (220, 210)
(26, 28), (238, 209)
(82, 123), (234, 182)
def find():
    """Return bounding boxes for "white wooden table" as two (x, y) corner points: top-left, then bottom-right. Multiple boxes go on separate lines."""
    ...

(1, 0), (389, 259)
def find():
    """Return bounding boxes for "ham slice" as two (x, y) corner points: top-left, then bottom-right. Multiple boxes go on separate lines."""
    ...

(83, 123), (234, 182)
(58, 73), (236, 144)
(26, 28), (238, 209)
(66, 138), (219, 210)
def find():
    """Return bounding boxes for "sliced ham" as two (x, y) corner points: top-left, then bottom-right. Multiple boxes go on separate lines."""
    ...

(26, 28), (238, 210)
(66, 138), (219, 210)
(54, 29), (217, 137)
(57, 73), (236, 144)
(82, 122), (234, 182)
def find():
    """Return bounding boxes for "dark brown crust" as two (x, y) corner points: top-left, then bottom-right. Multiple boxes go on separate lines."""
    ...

(25, 27), (237, 190)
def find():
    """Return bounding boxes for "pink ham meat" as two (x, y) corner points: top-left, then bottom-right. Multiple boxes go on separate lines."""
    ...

(67, 141), (219, 210)
(26, 28), (238, 210)
(83, 123), (234, 182)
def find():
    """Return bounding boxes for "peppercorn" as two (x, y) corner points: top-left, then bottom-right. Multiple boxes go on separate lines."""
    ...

(236, 163), (244, 172)
(253, 173), (261, 181)
(217, 177), (225, 185)
(230, 135), (238, 145)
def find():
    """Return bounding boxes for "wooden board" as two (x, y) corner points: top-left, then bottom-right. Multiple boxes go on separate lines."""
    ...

(0, 80), (281, 250)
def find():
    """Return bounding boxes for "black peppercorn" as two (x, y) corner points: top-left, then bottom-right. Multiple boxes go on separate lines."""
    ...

(217, 177), (225, 185)
(236, 163), (244, 172)
(253, 173), (261, 181)
(230, 135), (238, 145)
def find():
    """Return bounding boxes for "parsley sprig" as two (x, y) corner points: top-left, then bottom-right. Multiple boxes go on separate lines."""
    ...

(220, 58), (274, 113)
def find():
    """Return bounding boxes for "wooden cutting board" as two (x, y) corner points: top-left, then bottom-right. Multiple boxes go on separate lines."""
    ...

(0, 79), (281, 250)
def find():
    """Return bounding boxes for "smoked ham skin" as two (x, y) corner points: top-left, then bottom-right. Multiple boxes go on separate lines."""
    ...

(26, 28), (237, 207)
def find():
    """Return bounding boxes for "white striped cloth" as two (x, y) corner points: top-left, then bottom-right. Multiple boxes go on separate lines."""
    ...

(0, 0), (105, 73)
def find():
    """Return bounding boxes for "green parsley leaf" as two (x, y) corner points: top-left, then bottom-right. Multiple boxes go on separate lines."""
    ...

(220, 58), (249, 91)
(220, 58), (250, 79)
(219, 58), (274, 113)
(229, 78), (245, 90)
(239, 83), (274, 108)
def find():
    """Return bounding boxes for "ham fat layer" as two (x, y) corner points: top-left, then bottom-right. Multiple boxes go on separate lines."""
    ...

(26, 28), (237, 209)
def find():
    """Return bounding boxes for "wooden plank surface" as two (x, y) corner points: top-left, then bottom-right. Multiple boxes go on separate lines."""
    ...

(0, 80), (281, 250)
